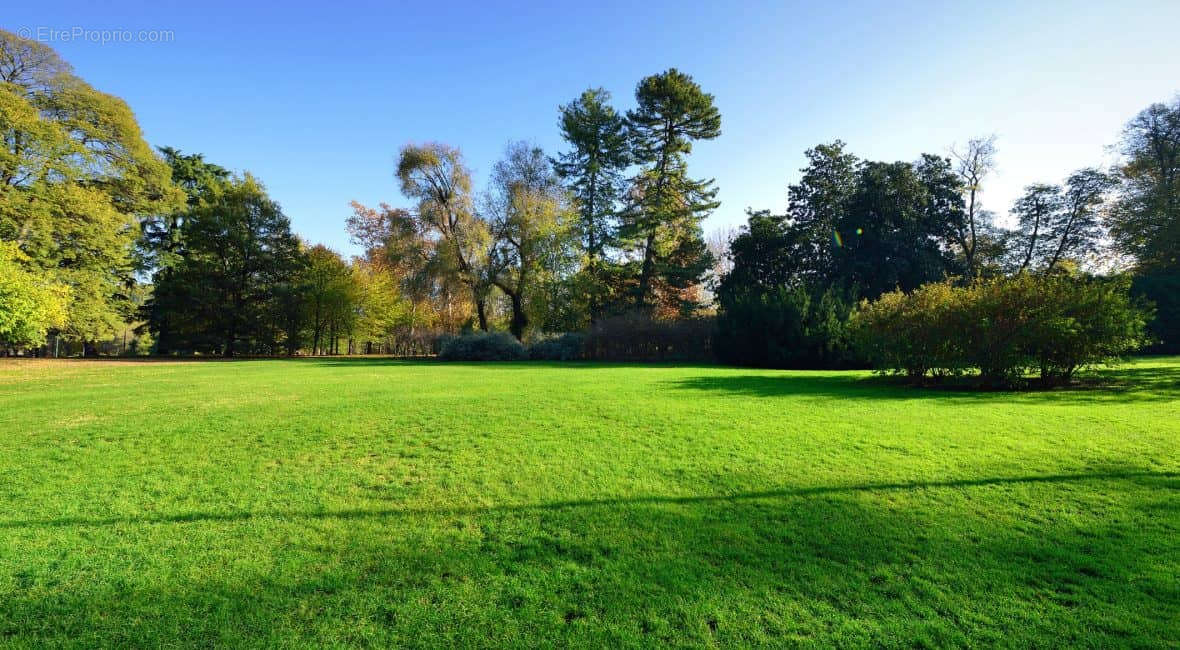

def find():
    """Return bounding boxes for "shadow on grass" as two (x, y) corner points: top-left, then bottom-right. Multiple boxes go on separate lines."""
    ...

(1085, 364), (1180, 394)
(308, 358), (727, 371)
(307, 356), (1179, 403)
(3, 470), (1174, 530)
(19, 355), (1176, 397)
(2, 470), (1175, 646)
(667, 365), (1180, 403)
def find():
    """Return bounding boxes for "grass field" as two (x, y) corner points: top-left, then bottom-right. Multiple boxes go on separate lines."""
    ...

(0, 357), (1177, 647)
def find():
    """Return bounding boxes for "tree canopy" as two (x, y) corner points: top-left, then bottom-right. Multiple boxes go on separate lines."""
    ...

(0, 29), (182, 346)
(553, 88), (630, 323)
(1109, 97), (1180, 271)
(146, 175), (302, 356)
(2, 31), (1175, 361)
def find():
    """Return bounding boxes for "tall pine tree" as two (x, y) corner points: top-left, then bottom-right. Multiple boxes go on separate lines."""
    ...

(553, 88), (630, 322)
(620, 69), (720, 314)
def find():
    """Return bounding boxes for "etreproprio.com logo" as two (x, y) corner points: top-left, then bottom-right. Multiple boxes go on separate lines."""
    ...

(15, 25), (175, 44)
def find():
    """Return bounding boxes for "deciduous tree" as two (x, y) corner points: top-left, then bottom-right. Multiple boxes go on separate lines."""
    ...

(949, 135), (998, 278)
(0, 241), (69, 349)
(483, 142), (577, 339)
(1108, 97), (1180, 271)
(1009, 183), (1062, 272)
(303, 245), (355, 355)
(346, 201), (441, 334)
(0, 30), (181, 349)
(1044, 168), (1114, 271)
(395, 144), (491, 329)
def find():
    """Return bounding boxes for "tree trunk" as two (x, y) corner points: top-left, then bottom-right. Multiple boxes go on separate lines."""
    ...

(586, 174), (600, 324)
(508, 291), (527, 341)
(1046, 212), (1076, 272)
(475, 296), (489, 331)
(637, 232), (656, 308)
(1020, 216), (1041, 272)
(966, 187), (979, 279)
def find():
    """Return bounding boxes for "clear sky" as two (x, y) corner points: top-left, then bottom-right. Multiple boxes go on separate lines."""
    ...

(6, 1), (1179, 255)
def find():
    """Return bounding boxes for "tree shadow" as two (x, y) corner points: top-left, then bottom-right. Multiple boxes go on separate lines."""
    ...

(1, 470), (1175, 646)
(305, 358), (727, 371)
(667, 364), (1180, 404)
(2, 470), (1175, 530)
(1084, 364), (1180, 395)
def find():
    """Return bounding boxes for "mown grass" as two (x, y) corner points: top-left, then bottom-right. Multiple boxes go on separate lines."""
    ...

(0, 357), (1177, 647)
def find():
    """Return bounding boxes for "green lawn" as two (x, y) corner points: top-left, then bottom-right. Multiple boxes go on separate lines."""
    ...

(0, 358), (1177, 647)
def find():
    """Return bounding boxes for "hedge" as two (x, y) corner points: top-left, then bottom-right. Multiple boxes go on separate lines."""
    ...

(851, 273), (1152, 387)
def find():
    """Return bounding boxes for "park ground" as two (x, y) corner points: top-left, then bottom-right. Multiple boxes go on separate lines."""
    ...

(0, 357), (1177, 647)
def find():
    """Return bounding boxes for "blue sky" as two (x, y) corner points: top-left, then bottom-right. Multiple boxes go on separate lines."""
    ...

(6, 1), (1179, 255)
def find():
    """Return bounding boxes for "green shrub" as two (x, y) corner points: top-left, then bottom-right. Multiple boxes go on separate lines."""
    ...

(527, 333), (586, 361)
(437, 332), (527, 361)
(716, 285), (857, 368)
(957, 274), (1046, 385)
(851, 273), (1151, 387)
(1029, 274), (1153, 383)
(850, 281), (965, 379)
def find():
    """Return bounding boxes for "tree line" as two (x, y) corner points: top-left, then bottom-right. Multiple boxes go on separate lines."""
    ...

(345, 69), (723, 348)
(2, 27), (1177, 362)
(3, 25), (728, 356)
(714, 100), (1179, 368)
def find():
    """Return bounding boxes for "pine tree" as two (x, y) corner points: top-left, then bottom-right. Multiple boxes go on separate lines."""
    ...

(620, 69), (721, 314)
(553, 88), (630, 322)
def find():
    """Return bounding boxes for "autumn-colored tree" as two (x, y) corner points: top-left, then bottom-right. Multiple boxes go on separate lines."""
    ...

(347, 201), (447, 334)
(395, 143), (492, 329)
(351, 260), (409, 350)
(0, 241), (69, 350)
